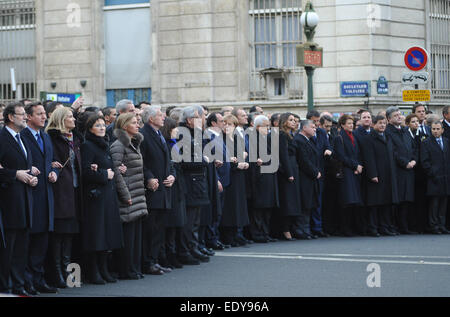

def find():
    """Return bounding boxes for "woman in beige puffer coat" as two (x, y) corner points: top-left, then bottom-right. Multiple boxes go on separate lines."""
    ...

(110, 113), (148, 279)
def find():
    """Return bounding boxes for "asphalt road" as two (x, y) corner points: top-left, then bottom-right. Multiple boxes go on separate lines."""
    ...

(41, 234), (450, 297)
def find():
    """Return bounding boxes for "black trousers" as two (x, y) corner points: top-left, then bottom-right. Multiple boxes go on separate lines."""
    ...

(339, 206), (355, 235)
(180, 206), (201, 257)
(428, 196), (448, 231)
(0, 228), (29, 293)
(368, 205), (392, 232)
(281, 216), (297, 234)
(119, 218), (142, 277)
(166, 227), (183, 256)
(25, 232), (49, 287)
(396, 202), (412, 232)
(322, 176), (339, 234)
(249, 208), (272, 239)
(295, 209), (312, 235)
(142, 210), (167, 267)
(220, 226), (237, 245)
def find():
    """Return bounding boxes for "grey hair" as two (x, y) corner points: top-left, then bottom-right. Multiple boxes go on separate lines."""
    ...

(299, 120), (313, 131)
(169, 107), (184, 123)
(193, 105), (204, 116)
(116, 99), (133, 113)
(385, 106), (400, 119)
(182, 106), (199, 122)
(142, 105), (162, 124)
(254, 115), (269, 128)
(426, 114), (440, 126)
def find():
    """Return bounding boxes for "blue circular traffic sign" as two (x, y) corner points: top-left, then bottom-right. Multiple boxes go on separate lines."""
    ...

(404, 47), (428, 71)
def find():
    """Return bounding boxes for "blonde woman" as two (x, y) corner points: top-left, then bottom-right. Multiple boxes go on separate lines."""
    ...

(45, 107), (83, 288)
(110, 113), (148, 280)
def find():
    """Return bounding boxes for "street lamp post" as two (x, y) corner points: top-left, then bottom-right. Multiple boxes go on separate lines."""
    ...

(300, 1), (319, 112)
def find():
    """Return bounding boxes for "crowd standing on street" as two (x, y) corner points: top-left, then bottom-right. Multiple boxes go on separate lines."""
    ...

(0, 98), (450, 296)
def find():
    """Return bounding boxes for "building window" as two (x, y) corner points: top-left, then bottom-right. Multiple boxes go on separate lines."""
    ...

(274, 78), (285, 95)
(0, 0), (36, 103)
(429, 0), (450, 100)
(249, 0), (303, 100)
(106, 88), (151, 107)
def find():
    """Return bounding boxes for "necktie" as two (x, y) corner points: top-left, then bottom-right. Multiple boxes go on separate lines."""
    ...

(422, 125), (427, 135)
(157, 130), (166, 145)
(437, 138), (443, 151)
(36, 132), (44, 152)
(15, 133), (27, 158)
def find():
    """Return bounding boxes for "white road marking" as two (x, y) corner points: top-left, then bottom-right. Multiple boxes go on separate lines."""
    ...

(214, 252), (450, 266)
(217, 252), (450, 259)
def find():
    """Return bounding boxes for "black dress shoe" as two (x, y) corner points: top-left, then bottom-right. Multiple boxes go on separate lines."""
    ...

(178, 255), (200, 265)
(246, 239), (254, 244)
(295, 233), (312, 240)
(137, 273), (145, 279)
(199, 247), (215, 256)
(217, 241), (230, 248)
(12, 289), (31, 297)
(309, 234), (319, 239)
(312, 231), (329, 238)
(439, 228), (450, 234)
(208, 242), (225, 250)
(253, 237), (269, 243)
(367, 231), (380, 237)
(35, 282), (58, 294)
(266, 236), (278, 242)
(155, 263), (172, 273)
(191, 250), (210, 262)
(379, 229), (395, 236)
(144, 265), (164, 275)
(24, 285), (39, 296)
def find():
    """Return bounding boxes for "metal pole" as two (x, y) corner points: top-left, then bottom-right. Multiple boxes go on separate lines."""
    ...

(306, 66), (314, 111)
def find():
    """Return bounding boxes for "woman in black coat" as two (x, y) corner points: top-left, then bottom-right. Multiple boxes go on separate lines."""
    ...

(219, 114), (250, 246)
(248, 115), (279, 243)
(160, 117), (187, 269)
(277, 113), (301, 240)
(45, 107), (83, 288)
(333, 114), (363, 236)
(80, 114), (123, 284)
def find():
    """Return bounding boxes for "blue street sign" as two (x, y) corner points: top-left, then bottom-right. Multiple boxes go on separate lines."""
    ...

(377, 76), (388, 94)
(46, 93), (81, 104)
(340, 81), (371, 97)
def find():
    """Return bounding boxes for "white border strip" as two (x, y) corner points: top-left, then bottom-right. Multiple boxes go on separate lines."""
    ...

(103, 3), (150, 11)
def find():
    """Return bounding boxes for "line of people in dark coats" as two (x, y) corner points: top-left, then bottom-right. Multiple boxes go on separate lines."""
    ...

(0, 100), (450, 296)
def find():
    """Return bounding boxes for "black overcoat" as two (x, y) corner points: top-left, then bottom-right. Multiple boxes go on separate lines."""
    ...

(80, 132), (123, 252)
(420, 136), (450, 197)
(220, 134), (249, 227)
(294, 133), (320, 211)
(360, 130), (399, 207)
(22, 128), (56, 233)
(0, 127), (33, 230)
(166, 139), (187, 228)
(385, 124), (417, 203)
(277, 131), (301, 216)
(139, 124), (174, 210)
(332, 129), (363, 207)
(249, 131), (279, 209)
(47, 129), (82, 220)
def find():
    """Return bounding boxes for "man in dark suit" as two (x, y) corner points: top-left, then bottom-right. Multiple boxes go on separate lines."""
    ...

(306, 111), (332, 237)
(0, 102), (38, 296)
(21, 102), (58, 294)
(443, 106), (450, 144)
(294, 120), (321, 239)
(413, 104), (431, 140)
(140, 106), (175, 275)
(360, 115), (399, 236)
(420, 120), (450, 234)
(205, 112), (230, 250)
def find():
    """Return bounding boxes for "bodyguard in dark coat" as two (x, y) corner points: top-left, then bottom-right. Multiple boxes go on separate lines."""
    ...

(140, 106), (176, 274)
(46, 107), (82, 288)
(22, 102), (58, 294)
(81, 116), (123, 284)
(277, 114), (301, 240)
(0, 103), (36, 295)
(333, 116), (363, 236)
(385, 106), (418, 234)
(248, 116), (279, 243)
(420, 121), (450, 234)
(294, 120), (321, 239)
(360, 115), (399, 236)
(178, 106), (210, 262)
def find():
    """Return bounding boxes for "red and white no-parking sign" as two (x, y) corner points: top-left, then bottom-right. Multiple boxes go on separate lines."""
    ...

(404, 46), (428, 71)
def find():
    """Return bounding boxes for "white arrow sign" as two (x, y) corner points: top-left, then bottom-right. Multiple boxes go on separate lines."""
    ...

(402, 72), (429, 85)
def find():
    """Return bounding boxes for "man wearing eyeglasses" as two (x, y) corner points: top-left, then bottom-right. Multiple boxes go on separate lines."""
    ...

(0, 102), (38, 296)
